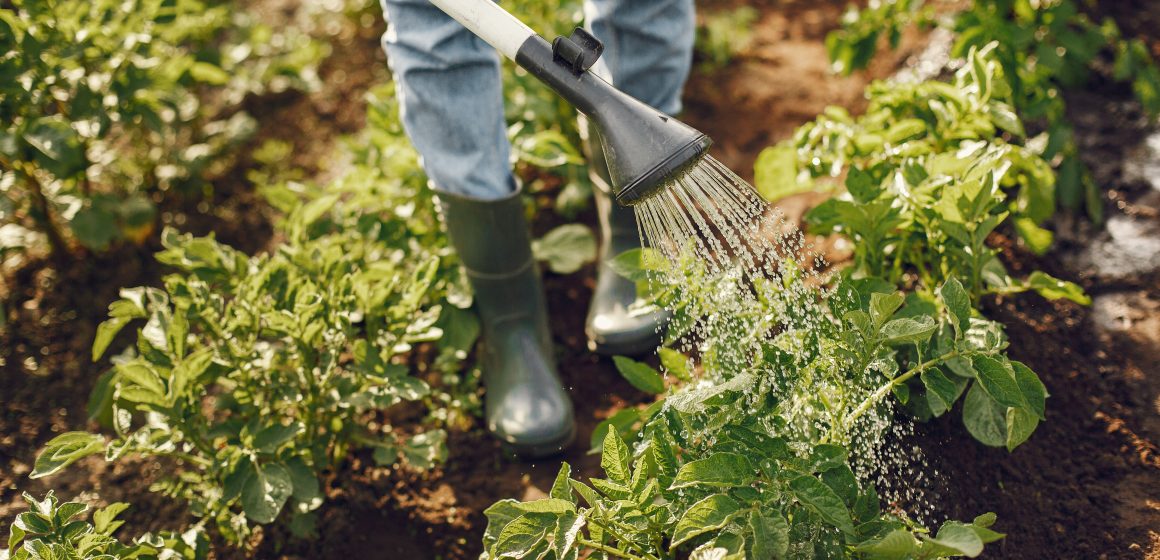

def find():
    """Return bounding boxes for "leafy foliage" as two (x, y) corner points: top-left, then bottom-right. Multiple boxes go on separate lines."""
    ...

(0, 0), (323, 257)
(31, 87), (475, 545)
(758, 45), (1088, 304)
(483, 430), (1002, 560)
(825, 0), (1160, 220)
(2, 491), (207, 560)
(483, 252), (1023, 558)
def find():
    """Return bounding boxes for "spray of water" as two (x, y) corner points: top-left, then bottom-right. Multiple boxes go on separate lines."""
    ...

(634, 154), (934, 523)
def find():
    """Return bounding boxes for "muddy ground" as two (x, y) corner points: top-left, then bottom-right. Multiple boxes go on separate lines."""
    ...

(2, 0), (1158, 559)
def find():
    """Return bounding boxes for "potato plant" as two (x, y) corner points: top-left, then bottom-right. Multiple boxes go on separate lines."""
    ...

(30, 125), (476, 543)
(482, 257), (1028, 558)
(825, 0), (1160, 220)
(0, 0), (322, 258)
(480, 35), (1078, 559)
(2, 491), (207, 560)
(758, 45), (1088, 304)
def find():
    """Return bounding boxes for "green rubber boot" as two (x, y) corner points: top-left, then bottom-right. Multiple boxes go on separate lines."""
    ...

(438, 188), (575, 458)
(582, 123), (671, 355)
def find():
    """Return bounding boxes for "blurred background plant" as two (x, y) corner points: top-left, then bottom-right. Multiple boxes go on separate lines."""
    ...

(0, 0), (324, 264)
(695, 6), (759, 71)
(825, 0), (1160, 222)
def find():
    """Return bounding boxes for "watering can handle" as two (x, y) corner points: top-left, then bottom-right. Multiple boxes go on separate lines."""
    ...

(427, 0), (537, 60)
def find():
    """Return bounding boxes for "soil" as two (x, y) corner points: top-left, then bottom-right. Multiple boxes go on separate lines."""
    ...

(2, 0), (1159, 559)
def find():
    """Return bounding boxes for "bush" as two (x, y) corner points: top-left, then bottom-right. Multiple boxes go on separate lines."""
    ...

(0, 0), (323, 259)
(825, 0), (1160, 221)
(757, 45), (1088, 304)
(1, 491), (207, 560)
(31, 88), (476, 545)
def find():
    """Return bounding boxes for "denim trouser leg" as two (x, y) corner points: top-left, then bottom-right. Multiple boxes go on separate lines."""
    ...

(380, 0), (514, 199)
(379, 0), (696, 199)
(584, 0), (695, 116)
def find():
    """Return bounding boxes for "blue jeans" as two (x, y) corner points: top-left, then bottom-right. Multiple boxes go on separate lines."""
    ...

(380, 0), (695, 199)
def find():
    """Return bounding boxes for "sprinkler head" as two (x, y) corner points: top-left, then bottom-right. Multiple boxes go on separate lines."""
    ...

(514, 29), (713, 207)
(606, 122), (711, 207)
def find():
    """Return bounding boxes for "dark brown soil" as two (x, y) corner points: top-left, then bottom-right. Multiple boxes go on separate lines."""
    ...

(2, 0), (1159, 559)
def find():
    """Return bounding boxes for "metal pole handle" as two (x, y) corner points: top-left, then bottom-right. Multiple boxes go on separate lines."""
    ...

(426, 0), (537, 60)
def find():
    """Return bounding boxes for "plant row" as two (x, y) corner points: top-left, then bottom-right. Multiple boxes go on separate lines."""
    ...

(0, 0), (324, 260)
(477, 46), (1093, 560)
(825, 0), (1160, 222)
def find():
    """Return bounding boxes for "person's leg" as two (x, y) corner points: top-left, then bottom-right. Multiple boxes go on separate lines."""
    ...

(581, 0), (695, 355)
(380, 0), (512, 199)
(380, 0), (573, 457)
(584, 0), (695, 116)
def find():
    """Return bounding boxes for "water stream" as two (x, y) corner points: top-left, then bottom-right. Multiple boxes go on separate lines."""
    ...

(631, 155), (935, 521)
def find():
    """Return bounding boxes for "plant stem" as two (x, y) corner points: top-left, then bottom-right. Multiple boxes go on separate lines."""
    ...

(1, 160), (70, 259)
(577, 538), (648, 560)
(170, 449), (213, 468)
(845, 350), (964, 429)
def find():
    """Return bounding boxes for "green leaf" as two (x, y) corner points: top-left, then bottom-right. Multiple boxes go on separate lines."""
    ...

(855, 529), (918, 558)
(845, 166), (881, 204)
(869, 292), (905, 328)
(285, 456), (322, 513)
(607, 248), (667, 282)
(91, 502), (129, 535)
(962, 383), (1007, 447)
(971, 355), (1024, 409)
(1012, 217), (1054, 256)
(188, 61), (231, 85)
(481, 500), (522, 552)
(53, 501), (87, 525)
(671, 494), (742, 548)
(70, 205), (120, 250)
(658, 347), (692, 382)
(748, 510), (789, 559)
(589, 407), (642, 451)
(988, 102), (1025, 136)
(403, 429), (447, 469)
(241, 462), (294, 524)
(1010, 360), (1047, 419)
(612, 356), (665, 394)
(789, 475), (855, 535)
(553, 511), (583, 559)
(754, 143), (811, 202)
(920, 522), (984, 557)
(921, 368), (960, 415)
(513, 499), (575, 515)
(670, 453), (755, 490)
(14, 512), (52, 535)
(550, 463), (572, 501)
(494, 512), (553, 558)
(973, 512), (997, 529)
(879, 316), (938, 345)
(532, 224), (597, 274)
(23, 117), (85, 178)
(252, 422), (302, 454)
(116, 361), (168, 407)
(1005, 407), (1039, 451)
(568, 480), (602, 508)
(939, 278), (972, 337)
(1025, 271), (1090, 305)
(32, 432), (105, 478)
(92, 316), (134, 361)
(600, 430), (632, 484)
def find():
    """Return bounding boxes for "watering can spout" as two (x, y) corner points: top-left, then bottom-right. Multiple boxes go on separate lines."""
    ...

(514, 30), (712, 206)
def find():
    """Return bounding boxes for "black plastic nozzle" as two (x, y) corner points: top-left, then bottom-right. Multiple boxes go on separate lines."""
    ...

(514, 30), (712, 206)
